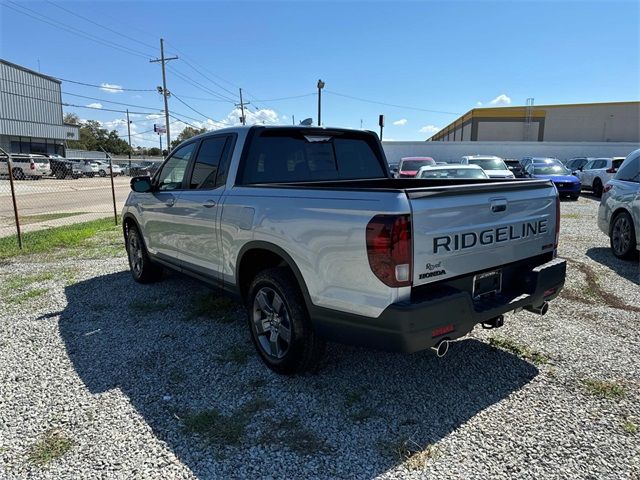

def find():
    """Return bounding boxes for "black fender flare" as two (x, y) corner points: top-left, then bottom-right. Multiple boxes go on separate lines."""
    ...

(236, 241), (313, 308)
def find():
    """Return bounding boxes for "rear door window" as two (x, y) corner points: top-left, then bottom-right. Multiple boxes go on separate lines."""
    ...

(157, 142), (197, 191)
(239, 129), (385, 184)
(614, 155), (639, 182)
(188, 136), (227, 189)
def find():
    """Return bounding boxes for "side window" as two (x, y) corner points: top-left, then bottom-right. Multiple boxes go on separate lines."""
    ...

(583, 160), (594, 170)
(188, 136), (227, 189)
(614, 155), (640, 183)
(157, 142), (197, 191)
(595, 160), (607, 169)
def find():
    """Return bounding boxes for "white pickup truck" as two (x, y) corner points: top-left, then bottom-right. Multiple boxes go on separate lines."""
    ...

(122, 126), (566, 374)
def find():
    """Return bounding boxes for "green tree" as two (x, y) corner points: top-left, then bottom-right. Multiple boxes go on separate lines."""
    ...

(63, 112), (80, 125)
(147, 147), (161, 156)
(67, 119), (131, 155)
(170, 126), (207, 149)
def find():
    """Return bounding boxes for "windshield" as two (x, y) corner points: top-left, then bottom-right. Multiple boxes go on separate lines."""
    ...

(468, 158), (507, 170)
(240, 129), (386, 184)
(400, 159), (434, 170)
(533, 165), (570, 175)
(419, 168), (488, 179)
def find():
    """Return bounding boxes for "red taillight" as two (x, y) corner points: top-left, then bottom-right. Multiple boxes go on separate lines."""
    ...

(603, 184), (614, 194)
(366, 214), (412, 287)
(606, 168), (617, 173)
(30, 161), (35, 170)
(554, 195), (560, 254)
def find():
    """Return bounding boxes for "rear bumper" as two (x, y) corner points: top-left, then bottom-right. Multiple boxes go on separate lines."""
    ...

(555, 182), (581, 194)
(311, 258), (566, 353)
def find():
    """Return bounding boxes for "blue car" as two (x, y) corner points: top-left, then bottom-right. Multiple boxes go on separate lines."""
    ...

(526, 163), (581, 200)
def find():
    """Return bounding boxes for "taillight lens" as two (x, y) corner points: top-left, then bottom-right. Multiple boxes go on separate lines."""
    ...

(366, 214), (412, 287)
(606, 168), (617, 173)
(30, 161), (36, 170)
(603, 184), (614, 194)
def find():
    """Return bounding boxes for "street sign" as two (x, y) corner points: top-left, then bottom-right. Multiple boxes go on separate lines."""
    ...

(154, 124), (167, 134)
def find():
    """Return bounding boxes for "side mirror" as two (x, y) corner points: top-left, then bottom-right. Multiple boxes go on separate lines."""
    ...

(131, 176), (153, 193)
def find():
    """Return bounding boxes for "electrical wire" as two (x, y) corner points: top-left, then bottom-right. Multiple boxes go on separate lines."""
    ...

(170, 93), (230, 126)
(167, 66), (237, 103)
(324, 91), (461, 115)
(3, 0), (154, 59)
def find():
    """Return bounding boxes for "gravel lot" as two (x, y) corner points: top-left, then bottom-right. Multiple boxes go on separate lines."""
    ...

(1, 195), (638, 479)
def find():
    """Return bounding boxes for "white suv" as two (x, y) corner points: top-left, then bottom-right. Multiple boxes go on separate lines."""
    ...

(68, 159), (100, 177)
(578, 157), (626, 197)
(0, 153), (51, 180)
(460, 155), (515, 179)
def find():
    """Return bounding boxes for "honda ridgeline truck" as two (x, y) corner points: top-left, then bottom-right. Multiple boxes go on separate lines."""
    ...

(122, 126), (566, 374)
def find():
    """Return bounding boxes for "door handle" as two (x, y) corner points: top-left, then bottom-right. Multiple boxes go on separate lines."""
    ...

(165, 197), (176, 207)
(203, 199), (216, 208)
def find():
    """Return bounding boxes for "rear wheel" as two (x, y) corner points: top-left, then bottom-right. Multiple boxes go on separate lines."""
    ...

(247, 268), (325, 374)
(12, 168), (25, 180)
(610, 211), (637, 260)
(99, 169), (107, 177)
(126, 225), (163, 283)
(593, 178), (603, 197)
(570, 194), (580, 200)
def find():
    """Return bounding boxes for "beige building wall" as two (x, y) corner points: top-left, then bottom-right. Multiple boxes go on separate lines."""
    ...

(543, 104), (640, 142)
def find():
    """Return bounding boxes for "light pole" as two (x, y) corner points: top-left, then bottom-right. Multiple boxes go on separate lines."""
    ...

(126, 109), (133, 171)
(317, 79), (325, 126)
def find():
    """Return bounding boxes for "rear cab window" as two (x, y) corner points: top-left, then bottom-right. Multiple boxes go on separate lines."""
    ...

(238, 128), (386, 184)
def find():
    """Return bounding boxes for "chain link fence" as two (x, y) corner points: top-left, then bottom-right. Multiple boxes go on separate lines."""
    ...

(0, 149), (162, 248)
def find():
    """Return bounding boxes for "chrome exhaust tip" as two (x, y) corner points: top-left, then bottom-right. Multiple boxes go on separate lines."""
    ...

(431, 339), (450, 357)
(525, 301), (549, 316)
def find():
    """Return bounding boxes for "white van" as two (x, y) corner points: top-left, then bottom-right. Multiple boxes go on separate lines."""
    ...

(68, 158), (100, 177)
(0, 153), (51, 180)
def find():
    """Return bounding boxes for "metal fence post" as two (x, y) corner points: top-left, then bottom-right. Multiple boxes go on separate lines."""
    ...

(100, 147), (118, 226)
(0, 148), (22, 249)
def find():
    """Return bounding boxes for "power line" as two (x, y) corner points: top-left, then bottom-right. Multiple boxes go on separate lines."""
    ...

(170, 93), (230, 126)
(56, 78), (155, 92)
(250, 93), (316, 102)
(44, 0), (158, 51)
(167, 66), (237, 103)
(3, 0), (154, 60)
(324, 90), (462, 115)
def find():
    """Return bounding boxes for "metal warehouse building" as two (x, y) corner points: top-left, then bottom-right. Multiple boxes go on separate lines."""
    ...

(429, 101), (640, 143)
(0, 59), (79, 155)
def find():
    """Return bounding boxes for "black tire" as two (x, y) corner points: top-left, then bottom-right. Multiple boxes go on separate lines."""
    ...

(12, 168), (25, 180)
(570, 194), (580, 200)
(593, 178), (603, 197)
(99, 170), (106, 177)
(247, 268), (325, 375)
(125, 224), (163, 283)
(610, 211), (637, 260)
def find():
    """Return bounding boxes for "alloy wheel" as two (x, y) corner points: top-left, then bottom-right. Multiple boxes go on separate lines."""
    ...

(612, 215), (631, 256)
(252, 287), (292, 359)
(128, 231), (144, 276)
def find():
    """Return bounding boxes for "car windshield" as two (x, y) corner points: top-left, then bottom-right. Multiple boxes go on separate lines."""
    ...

(420, 168), (488, 179)
(468, 158), (506, 170)
(401, 159), (434, 170)
(533, 165), (570, 175)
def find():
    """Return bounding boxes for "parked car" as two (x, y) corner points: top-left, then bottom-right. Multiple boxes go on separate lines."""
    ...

(396, 157), (436, 178)
(564, 157), (593, 172)
(49, 157), (81, 179)
(525, 163), (581, 200)
(122, 125), (565, 374)
(598, 149), (639, 259)
(94, 160), (123, 177)
(68, 159), (100, 177)
(520, 157), (562, 169)
(129, 161), (160, 176)
(504, 159), (528, 178)
(578, 157), (626, 197)
(388, 162), (399, 177)
(0, 153), (51, 180)
(460, 155), (515, 179)
(416, 164), (489, 179)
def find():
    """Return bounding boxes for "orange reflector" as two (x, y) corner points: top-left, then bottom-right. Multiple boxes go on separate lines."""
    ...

(432, 324), (455, 338)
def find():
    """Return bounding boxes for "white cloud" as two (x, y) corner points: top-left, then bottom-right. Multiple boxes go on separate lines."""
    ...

(100, 82), (124, 94)
(488, 94), (511, 106)
(393, 118), (408, 126)
(145, 114), (164, 120)
(418, 125), (440, 134)
(86, 102), (102, 109)
(476, 101), (483, 107)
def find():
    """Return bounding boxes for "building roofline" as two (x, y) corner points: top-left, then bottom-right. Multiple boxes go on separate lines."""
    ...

(0, 58), (61, 83)
(428, 100), (640, 140)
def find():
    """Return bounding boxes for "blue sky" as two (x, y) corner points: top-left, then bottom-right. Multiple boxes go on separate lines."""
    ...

(1, 0), (638, 146)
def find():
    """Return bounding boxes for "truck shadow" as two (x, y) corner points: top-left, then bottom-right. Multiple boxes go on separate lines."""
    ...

(59, 271), (539, 479)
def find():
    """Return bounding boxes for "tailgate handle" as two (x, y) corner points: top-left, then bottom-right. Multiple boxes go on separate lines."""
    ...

(491, 199), (507, 213)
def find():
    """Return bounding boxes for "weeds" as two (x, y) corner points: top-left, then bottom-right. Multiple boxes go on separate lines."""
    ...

(581, 379), (626, 399)
(622, 419), (637, 435)
(383, 437), (434, 471)
(259, 417), (328, 456)
(488, 337), (549, 365)
(28, 429), (74, 465)
(187, 293), (236, 322)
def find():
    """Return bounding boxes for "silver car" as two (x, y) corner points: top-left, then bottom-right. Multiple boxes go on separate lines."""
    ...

(598, 149), (640, 259)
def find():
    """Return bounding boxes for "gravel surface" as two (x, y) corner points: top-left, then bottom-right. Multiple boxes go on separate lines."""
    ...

(1, 195), (638, 479)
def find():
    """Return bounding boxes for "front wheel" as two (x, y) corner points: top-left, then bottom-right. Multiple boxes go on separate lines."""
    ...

(126, 225), (163, 283)
(247, 268), (325, 375)
(610, 211), (637, 260)
(12, 168), (25, 180)
(570, 194), (580, 200)
(99, 170), (106, 177)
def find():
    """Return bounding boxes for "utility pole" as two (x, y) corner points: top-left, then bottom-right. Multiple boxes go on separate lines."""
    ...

(126, 109), (133, 171)
(379, 114), (385, 141)
(235, 88), (249, 125)
(150, 38), (178, 148)
(317, 79), (325, 126)
(159, 134), (163, 156)
(292, 115), (295, 125)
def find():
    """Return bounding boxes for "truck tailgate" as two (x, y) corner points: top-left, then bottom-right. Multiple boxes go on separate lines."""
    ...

(409, 181), (557, 286)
